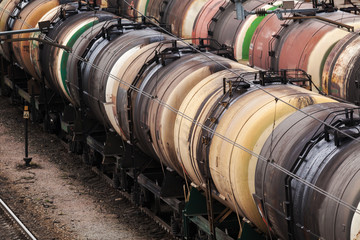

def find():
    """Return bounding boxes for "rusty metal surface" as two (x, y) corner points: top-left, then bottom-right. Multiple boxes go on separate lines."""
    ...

(248, 1), (360, 101)
(275, 11), (360, 90)
(161, 0), (193, 36)
(322, 31), (360, 105)
(146, 0), (168, 23)
(12, 0), (60, 79)
(191, 0), (227, 45)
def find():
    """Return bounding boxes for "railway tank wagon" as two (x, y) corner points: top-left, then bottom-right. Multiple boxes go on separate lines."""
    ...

(207, 0), (360, 104)
(0, 0), (360, 240)
(116, 0), (360, 105)
(248, 2), (360, 104)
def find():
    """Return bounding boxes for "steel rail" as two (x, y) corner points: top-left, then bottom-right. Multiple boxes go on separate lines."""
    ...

(0, 197), (37, 240)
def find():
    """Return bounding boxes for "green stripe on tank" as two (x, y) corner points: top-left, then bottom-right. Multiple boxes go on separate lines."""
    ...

(242, 6), (278, 60)
(144, 0), (150, 15)
(319, 41), (337, 92)
(60, 20), (99, 96)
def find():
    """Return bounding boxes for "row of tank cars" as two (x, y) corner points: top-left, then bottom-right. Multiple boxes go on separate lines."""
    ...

(118, 0), (360, 104)
(0, 0), (359, 239)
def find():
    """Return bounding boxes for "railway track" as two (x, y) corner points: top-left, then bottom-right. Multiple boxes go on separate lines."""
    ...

(0, 197), (37, 240)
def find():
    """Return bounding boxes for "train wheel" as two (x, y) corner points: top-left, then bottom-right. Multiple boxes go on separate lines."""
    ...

(119, 168), (128, 191)
(68, 140), (76, 153)
(82, 152), (90, 165)
(75, 141), (83, 154)
(0, 85), (11, 97)
(131, 185), (138, 205)
(112, 172), (120, 189)
(139, 187), (150, 207)
(88, 150), (100, 166)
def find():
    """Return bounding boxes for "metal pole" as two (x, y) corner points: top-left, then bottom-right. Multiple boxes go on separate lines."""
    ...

(23, 105), (32, 166)
(0, 28), (40, 36)
(2, 38), (72, 52)
(0, 57), (4, 96)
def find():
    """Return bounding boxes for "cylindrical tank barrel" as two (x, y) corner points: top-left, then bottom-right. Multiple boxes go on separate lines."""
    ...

(0, 0), (22, 61)
(255, 102), (360, 239)
(161, 0), (193, 37)
(180, 0), (208, 39)
(103, 30), (173, 142)
(12, 0), (61, 79)
(30, 3), (78, 81)
(192, 0), (228, 45)
(119, 0), (148, 21)
(140, 53), (240, 173)
(145, 0), (165, 23)
(249, 2), (360, 102)
(175, 64), (335, 231)
(322, 31), (360, 105)
(207, 0), (265, 56)
(40, 11), (116, 102)
(66, 19), (122, 108)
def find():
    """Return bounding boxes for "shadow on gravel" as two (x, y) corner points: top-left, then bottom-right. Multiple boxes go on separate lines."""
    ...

(16, 163), (42, 170)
